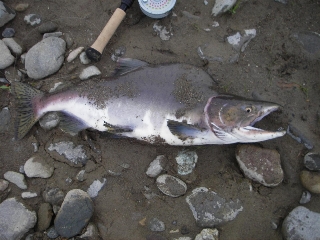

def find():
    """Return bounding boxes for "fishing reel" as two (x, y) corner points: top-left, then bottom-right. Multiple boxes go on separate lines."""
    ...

(138, 0), (176, 18)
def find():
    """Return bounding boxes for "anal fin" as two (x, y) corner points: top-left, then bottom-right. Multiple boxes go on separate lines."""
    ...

(58, 112), (88, 136)
(167, 120), (204, 140)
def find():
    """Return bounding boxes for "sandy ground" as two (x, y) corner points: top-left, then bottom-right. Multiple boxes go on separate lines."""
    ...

(1, 0), (320, 239)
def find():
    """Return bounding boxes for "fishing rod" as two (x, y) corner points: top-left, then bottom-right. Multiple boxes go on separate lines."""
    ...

(85, 0), (135, 62)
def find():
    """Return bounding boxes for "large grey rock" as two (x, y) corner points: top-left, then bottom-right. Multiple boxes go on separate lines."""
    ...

(4, 171), (27, 189)
(282, 206), (320, 240)
(0, 1), (16, 27)
(24, 155), (54, 178)
(25, 37), (66, 79)
(236, 145), (283, 187)
(54, 189), (94, 238)
(186, 187), (243, 227)
(0, 40), (14, 69)
(0, 198), (37, 240)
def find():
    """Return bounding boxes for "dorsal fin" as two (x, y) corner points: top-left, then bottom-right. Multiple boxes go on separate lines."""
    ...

(113, 58), (148, 76)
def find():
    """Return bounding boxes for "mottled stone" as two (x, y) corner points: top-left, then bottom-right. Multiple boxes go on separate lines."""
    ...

(176, 150), (198, 175)
(24, 155), (54, 178)
(304, 152), (320, 171)
(149, 218), (165, 232)
(236, 145), (283, 187)
(146, 155), (168, 177)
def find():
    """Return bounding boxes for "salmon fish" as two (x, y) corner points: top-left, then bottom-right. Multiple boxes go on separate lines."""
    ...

(12, 59), (286, 145)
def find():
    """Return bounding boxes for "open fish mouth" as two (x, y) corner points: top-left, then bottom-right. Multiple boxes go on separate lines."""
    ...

(243, 105), (286, 137)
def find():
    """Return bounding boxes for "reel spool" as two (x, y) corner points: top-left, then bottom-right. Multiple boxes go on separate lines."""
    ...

(138, 0), (176, 19)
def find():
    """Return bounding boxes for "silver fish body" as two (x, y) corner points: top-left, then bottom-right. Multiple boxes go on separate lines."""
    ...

(13, 61), (286, 145)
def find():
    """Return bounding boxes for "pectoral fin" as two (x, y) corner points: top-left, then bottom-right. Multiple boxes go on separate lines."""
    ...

(167, 120), (204, 140)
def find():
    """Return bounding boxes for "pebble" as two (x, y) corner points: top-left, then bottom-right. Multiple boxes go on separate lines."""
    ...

(304, 152), (320, 171)
(2, 37), (24, 55)
(212, 0), (237, 16)
(0, 1), (16, 27)
(43, 31), (63, 39)
(79, 65), (101, 80)
(282, 206), (320, 240)
(21, 192), (37, 198)
(47, 226), (59, 238)
(79, 222), (100, 239)
(0, 179), (9, 191)
(25, 37), (66, 79)
(39, 112), (60, 130)
(236, 145), (284, 187)
(300, 170), (320, 194)
(48, 141), (88, 166)
(0, 107), (10, 133)
(38, 21), (58, 34)
(153, 21), (171, 41)
(299, 191), (311, 204)
(186, 187), (243, 227)
(195, 228), (219, 240)
(2, 27), (15, 37)
(76, 169), (86, 181)
(80, 51), (91, 64)
(87, 178), (107, 198)
(67, 46), (84, 62)
(0, 198), (37, 240)
(0, 40), (14, 69)
(37, 203), (53, 231)
(24, 155), (54, 178)
(64, 33), (74, 48)
(275, 0), (288, 4)
(24, 13), (41, 26)
(156, 174), (187, 197)
(85, 160), (97, 173)
(176, 150), (198, 175)
(54, 189), (94, 238)
(13, 3), (29, 12)
(43, 188), (65, 205)
(227, 29), (257, 52)
(149, 217), (165, 232)
(4, 171), (27, 189)
(146, 155), (168, 177)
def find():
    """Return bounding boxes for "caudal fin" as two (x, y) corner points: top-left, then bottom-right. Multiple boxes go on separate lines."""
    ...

(11, 82), (44, 140)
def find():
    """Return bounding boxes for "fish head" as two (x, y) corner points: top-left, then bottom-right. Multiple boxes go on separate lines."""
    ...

(204, 95), (286, 143)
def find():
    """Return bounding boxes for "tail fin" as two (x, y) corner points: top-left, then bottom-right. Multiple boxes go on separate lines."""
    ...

(11, 82), (44, 140)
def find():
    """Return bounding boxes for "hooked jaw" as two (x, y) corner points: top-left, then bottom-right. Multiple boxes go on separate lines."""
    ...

(236, 104), (286, 142)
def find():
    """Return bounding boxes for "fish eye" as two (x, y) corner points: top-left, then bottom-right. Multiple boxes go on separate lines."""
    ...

(245, 107), (252, 113)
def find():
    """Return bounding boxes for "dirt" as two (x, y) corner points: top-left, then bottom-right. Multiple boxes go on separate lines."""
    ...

(1, 0), (320, 239)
